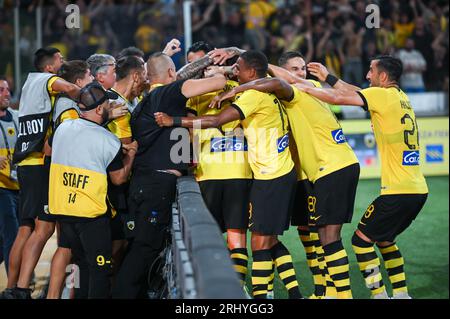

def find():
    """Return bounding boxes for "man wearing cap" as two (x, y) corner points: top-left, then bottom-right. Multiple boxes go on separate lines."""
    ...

(47, 82), (137, 298)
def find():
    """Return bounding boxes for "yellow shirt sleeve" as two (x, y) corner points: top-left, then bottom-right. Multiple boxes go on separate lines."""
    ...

(107, 113), (132, 139)
(232, 90), (261, 119)
(282, 85), (302, 109)
(359, 87), (388, 114)
(47, 76), (62, 95)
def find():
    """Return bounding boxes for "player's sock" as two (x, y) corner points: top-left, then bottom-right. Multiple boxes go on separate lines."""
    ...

(271, 242), (302, 299)
(316, 244), (337, 298)
(323, 240), (352, 299)
(230, 248), (248, 286)
(304, 229), (325, 297)
(267, 261), (275, 299)
(251, 249), (273, 299)
(378, 243), (409, 298)
(351, 234), (387, 297)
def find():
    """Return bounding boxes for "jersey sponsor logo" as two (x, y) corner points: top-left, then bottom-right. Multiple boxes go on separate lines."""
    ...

(210, 136), (247, 152)
(426, 144), (444, 163)
(277, 133), (289, 153)
(402, 151), (420, 166)
(331, 129), (347, 144)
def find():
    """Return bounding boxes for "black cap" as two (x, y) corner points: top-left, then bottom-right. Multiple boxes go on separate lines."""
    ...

(78, 81), (118, 111)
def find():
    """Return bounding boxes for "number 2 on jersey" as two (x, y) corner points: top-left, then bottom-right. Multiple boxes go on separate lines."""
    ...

(400, 113), (419, 150)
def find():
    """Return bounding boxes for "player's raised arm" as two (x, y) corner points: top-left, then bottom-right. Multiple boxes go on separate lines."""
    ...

(298, 84), (365, 107)
(154, 106), (241, 130)
(51, 78), (81, 101)
(268, 64), (315, 87)
(181, 73), (227, 98)
(176, 54), (214, 80)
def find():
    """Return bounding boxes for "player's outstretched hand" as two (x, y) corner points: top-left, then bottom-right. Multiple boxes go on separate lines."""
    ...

(208, 47), (242, 65)
(307, 62), (329, 82)
(154, 112), (174, 127)
(122, 140), (138, 155)
(109, 102), (128, 120)
(208, 89), (236, 109)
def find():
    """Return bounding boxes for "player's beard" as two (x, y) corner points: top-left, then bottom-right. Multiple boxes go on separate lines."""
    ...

(101, 108), (109, 125)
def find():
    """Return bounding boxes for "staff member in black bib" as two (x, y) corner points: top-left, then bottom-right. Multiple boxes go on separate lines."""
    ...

(113, 52), (226, 298)
(0, 48), (80, 299)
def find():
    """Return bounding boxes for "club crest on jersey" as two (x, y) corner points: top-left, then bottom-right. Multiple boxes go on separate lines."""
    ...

(210, 136), (247, 152)
(331, 129), (347, 144)
(402, 151), (420, 166)
(277, 133), (289, 153)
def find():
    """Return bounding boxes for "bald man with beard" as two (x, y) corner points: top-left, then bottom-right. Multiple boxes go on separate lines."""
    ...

(112, 52), (226, 298)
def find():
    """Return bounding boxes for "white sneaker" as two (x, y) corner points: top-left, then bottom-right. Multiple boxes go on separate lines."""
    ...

(371, 290), (389, 299)
(391, 292), (412, 299)
(266, 290), (274, 299)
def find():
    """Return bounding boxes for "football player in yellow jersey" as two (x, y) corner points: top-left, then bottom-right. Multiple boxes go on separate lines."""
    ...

(277, 51), (333, 298)
(186, 67), (253, 295)
(300, 55), (428, 299)
(155, 51), (303, 299)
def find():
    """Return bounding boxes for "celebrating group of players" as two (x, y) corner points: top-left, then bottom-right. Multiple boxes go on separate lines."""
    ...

(0, 36), (428, 299)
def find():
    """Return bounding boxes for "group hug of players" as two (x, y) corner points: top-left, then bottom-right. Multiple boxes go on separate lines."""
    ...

(0, 38), (428, 299)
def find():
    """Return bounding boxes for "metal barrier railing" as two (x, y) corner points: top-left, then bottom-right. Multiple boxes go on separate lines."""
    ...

(165, 176), (245, 299)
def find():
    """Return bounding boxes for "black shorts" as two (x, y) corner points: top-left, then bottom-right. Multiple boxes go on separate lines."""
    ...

(291, 179), (314, 227)
(357, 193), (428, 242)
(17, 157), (53, 226)
(249, 168), (297, 235)
(199, 179), (251, 233)
(309, 163), (360, 226)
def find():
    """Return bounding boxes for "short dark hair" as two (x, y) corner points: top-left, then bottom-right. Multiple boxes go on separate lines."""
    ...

(240, 50), (268, 78)
(372, 55), (403, 83)
(57, 60), (89, 84)
(117, 46), (145, 60)
(278, 51), (305, 67)
(187, 41), (213, 55)
(116, 56), (145, 81)
(34, 47), (60, 72)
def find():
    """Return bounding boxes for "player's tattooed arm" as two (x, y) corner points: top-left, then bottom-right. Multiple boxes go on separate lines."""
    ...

(176, 55), (214, 80)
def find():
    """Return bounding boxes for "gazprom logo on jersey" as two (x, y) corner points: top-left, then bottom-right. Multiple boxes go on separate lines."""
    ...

(402, 151), (420, 166)
(331, 129), (347, 144)
(210, 136), (247, 152)
(277, 133), (289, 153)
(426, 144), (444, 163)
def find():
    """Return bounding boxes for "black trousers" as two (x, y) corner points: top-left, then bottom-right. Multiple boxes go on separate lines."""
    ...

(59, 215), (112, 298)
(112, 170), (177, 299)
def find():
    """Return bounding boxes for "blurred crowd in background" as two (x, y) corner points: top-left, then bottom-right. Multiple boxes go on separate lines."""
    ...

(0, 0), (449, 102)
